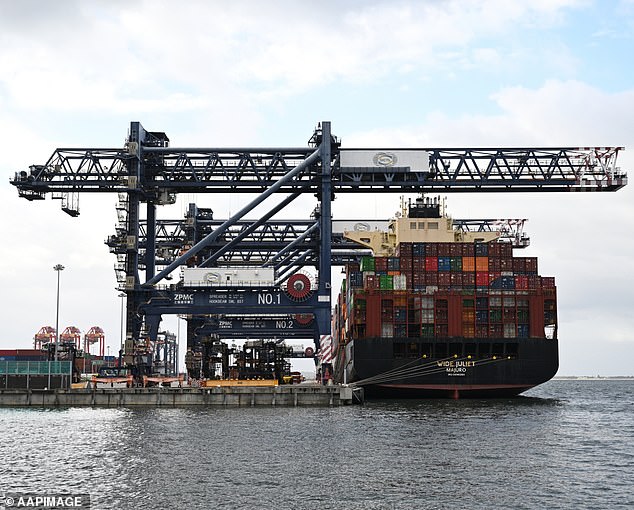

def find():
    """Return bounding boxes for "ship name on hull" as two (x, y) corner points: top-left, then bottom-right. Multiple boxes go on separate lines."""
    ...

(436, 360), (475, 377)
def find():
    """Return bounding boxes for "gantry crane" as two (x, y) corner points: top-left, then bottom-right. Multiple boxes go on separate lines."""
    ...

(84, 326), (105, 357)
(11, 121), (627, 380)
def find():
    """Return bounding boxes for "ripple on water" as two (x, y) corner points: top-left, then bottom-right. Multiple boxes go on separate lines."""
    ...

(1, 381), (634, 509)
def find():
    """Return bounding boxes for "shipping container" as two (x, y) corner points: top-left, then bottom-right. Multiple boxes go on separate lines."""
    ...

(476, 271), (489, 287)
(476, 257), (489, 272)
(463, 273), (476, 287)
(396, 242), (412, 257)
(438, 257), (451, 272)
(489, 257), (501, 272)
(349, 271), (363, 288)
(513, 258), (526, 273)
(413, 256), (425, 271)
(387, 257), (401, 271)
(515, 275), (529, 290)
(450, 257), (462, 272)
(379, 274), (394, 290)
(475, 243), (489, 256)
(500, 258), (514, 272)
(361, 256), (375, 272)
(438, 243), (451, 256)
(182, 266), (275, 287)
(425, 257), (438, 272)
(413, 242), (425, 257)
(525, 257), (538, 274)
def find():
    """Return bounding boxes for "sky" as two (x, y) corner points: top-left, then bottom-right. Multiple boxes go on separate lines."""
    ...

(1, 0), (633, 376)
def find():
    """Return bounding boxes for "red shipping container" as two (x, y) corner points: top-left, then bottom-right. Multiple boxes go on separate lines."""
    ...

(450, 244), (462, 256)
(476, 325), (489, 338)
(425, 257), (438, 271)
(489, 272), (501, 286)
(397, 242), (412, 256)
(489, 257), (501, 272)
(500, 243), (513, 257)
(462, 244), (475, 257)
(515, 275), (529, 290)
(529, 294), (545, 338)
(528, 275), (540, 290)
(476, 272), (489, 287)
(448, 295), (463, 336)
(489, 243), (502, 257)
(426, 273), (438, 286)
(450, 273), (463, 286)
(413, 257), (425, 271)
(541, 277), (555, 288)
(400, 257), (413, 271)
(438, 273), (451, 287)
(500, 258), (514, 271)
(425, 243), (438, 256)
(513, 258), (527, 273)
(375, 257), (388, 271)
(463, 273), (476, 286)
(437, 243), (451, 256)
(364, 274), (380, 290)
(366, 293), (382, 336)
(525, 257), (538, 273)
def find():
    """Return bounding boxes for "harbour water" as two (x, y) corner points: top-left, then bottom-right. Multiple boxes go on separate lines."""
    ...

(1, 380), (633, 509)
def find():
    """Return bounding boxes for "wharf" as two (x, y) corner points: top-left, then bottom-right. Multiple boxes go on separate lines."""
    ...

(0, 384), (363, 408)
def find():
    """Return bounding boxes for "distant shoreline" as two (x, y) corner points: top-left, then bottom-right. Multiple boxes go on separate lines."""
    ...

(554, 376), (634, 381)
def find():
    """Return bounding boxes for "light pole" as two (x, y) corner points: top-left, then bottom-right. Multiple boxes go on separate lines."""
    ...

(53, 264), (65, 362)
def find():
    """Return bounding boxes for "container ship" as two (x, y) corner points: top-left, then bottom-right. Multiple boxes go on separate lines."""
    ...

(332, 196), (558, 398)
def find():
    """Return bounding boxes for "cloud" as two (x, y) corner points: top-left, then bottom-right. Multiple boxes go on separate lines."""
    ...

(2, 1), (631, 375)
(0, 0), (588, 114)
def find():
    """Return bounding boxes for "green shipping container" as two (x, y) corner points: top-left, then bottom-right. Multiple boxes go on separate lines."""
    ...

(379, 274), (393, 290)
(361, 256), (375, 272)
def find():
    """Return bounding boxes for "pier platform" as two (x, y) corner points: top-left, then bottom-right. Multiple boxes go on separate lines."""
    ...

(0, 384), (363, 407)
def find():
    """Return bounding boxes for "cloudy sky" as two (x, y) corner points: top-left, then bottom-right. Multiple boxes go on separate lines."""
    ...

(1, 0), (632, 376)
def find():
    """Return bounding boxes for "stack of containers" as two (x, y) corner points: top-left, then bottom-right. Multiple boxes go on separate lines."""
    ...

(340, 240), (556, 342)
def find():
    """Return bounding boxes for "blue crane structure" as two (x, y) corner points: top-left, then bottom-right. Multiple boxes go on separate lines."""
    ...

(10, 121), (627, 379)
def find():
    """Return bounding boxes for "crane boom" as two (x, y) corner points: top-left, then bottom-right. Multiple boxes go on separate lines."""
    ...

(12, 145), (626, 196)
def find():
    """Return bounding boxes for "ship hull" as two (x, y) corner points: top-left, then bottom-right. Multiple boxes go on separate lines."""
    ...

(342, 337), (558, 399)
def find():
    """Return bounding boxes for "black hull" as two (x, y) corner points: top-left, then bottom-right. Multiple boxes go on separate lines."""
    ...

(341, 337), (558, 399)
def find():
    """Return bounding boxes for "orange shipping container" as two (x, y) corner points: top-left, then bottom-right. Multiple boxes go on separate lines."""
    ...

(462, 257), (476, 272)
(476, 257), (489, 272)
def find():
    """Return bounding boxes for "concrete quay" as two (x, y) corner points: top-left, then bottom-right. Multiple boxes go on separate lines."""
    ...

(0, 384), (363, 407)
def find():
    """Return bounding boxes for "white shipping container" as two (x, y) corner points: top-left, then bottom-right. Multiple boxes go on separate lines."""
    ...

(181, 267), (275, 287)
(393, 274), (407, 290)
(339, 150), (429, 172)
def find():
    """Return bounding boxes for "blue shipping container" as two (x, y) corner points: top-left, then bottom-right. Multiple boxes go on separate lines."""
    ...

(438, 257), (451, 272)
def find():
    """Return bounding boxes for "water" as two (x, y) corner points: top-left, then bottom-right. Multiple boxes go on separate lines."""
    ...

(1, 380), (633, 509)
